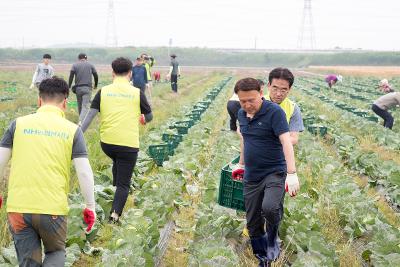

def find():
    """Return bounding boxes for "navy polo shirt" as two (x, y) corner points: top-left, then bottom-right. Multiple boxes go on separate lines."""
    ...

(238, 99), (289, 181)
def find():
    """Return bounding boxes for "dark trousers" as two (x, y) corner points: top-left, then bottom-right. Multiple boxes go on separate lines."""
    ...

(8, 213), (67, 267)
(244, 172), (286, 238)
(101, 142), (138, 216)
(244, 172), (286, 261)
(171, 74), (178, 92)
(226, 100), (241, 131)
(372, 104), (394, 129)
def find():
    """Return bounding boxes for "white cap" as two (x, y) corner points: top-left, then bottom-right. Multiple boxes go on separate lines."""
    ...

(380, 79), (389, 86)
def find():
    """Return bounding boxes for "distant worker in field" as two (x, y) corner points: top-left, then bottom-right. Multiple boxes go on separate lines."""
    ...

(153, 71), (161, 82)
(227, 84), (241, 131)
(378, 79), (394, 93)
(233, 77), (299, 266)
(131, 57), (148, 93)
(325, 74), (342, 89)
(371, 92), (400, 129)
(68, 53), (99, 123)
(167, 54), (180, 93)
(80, 57), (153, 224)
(29, 54), (54, 89)
(0, 77), (96, 266)
(141, 54), (155, 101)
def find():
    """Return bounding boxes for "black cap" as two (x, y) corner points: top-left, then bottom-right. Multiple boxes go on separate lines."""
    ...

(78, 53), (87, 60)
(170, 54), (177, 58)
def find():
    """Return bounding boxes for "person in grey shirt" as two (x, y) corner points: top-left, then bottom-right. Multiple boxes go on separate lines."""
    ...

(167, 54), (181, 93)
(68, 53), (99, 123)
(372, 92), (400, 129)
(29, 54), (54, 89)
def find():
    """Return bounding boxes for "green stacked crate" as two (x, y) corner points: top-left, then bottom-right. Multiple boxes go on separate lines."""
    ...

(169, 120), (193, 135)
(365, 116), (379, 122)
(148, 144), (170, 166)
(188, 111), (201, 121)
(307, 124), (328, 137)
(162, 133), (183, 151)
(217, 156), (245, 212)
(303, 117), (316, 127)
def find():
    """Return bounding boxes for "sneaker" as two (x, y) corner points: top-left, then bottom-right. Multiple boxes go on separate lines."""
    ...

(108, 216), (121, 226)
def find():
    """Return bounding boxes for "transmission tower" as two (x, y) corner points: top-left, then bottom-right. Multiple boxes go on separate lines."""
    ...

(297, 0), (316, 50)
(105, 0), (118, 47)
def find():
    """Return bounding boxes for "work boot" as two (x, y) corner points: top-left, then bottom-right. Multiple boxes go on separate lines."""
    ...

(251, 235), (270, 267)
(266, 224), (281, 261)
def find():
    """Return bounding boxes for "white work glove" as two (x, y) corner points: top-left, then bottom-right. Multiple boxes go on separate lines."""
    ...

(285, 173), (300, 197)
(29, 83), (34, 89)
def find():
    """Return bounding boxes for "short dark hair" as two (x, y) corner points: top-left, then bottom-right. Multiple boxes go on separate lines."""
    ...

(170, 54), (176, 58)
(39, 76), (69, 102)
(43, 54), (51, 59)
(111, 57), (133, 75)
(268, 68), (294, 87)
(234, 78), (261, 94)
(78, 53), (87, 60)
(257, 79), (265, 86)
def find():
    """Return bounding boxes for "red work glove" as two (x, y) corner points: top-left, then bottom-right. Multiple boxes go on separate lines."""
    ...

(83, 208), (96, 233)
(231, 164), (245, 181)
(139, 114), (146, 125)
(0, 196), (2, 209)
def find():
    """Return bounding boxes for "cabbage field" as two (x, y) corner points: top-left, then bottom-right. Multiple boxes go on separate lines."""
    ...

(0, 66), (400, 267)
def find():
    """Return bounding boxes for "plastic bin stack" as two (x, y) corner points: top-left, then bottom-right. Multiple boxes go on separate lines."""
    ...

(148, 77), (232, 166)
(217, 156), (245, 212)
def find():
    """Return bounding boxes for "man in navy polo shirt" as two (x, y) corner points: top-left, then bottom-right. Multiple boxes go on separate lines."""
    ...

(235, 77), (300, 266)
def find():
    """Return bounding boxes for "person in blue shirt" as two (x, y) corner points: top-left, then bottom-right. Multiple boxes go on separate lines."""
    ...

(131, 57), (148, 92)
(235, 77), (300, 266)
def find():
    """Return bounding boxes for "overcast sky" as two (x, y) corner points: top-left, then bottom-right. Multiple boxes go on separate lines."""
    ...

(0, 0), (399, 50)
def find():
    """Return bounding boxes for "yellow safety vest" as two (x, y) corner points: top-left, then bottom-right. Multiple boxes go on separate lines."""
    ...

(144, 63), (151, 81)
(265, 94), (295, 123)
(100, 77), (141, 148)
(7, 105), (77, 215)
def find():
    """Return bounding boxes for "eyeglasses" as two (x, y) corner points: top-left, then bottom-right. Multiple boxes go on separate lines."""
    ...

(270, 86), (289, 94)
